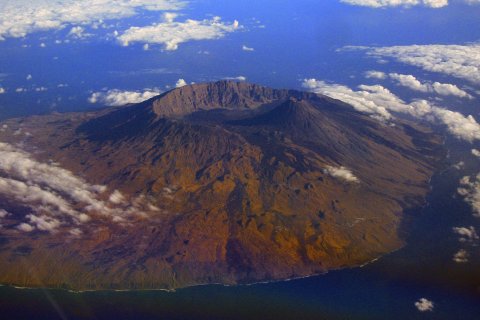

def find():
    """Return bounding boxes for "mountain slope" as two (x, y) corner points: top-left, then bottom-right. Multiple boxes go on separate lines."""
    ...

(0, 81), (444, 290)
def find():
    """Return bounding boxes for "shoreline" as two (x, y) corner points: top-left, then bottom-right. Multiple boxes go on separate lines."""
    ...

(0, 250), (396, 294)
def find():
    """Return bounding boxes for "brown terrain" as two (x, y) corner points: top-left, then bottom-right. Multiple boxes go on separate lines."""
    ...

(0, 81), (444, 290)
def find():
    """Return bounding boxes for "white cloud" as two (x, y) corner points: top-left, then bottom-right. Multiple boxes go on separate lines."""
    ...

(15, 88), (26, 93)
(453, 161), (465, 170)
(0, 0), (186, 40)
(458, 174), (480, 217)
(68, 26), (89, 39)
(17, 223), (34, 232)
(117, 14), (240, 50)
(0, 209), (9, 218)
(365, 70), (386, 79)
(431, 82), (472, 99)
(69, 228), (83, 237)
(109, 190), (126, 204)
(324, 166), (360, 183)
(472, 149), (480, 157)
(341, 0), (448, 8)
(0, 141), (160, 232)
(26, 74), (32, 81)
(353, 44), (480, 84)
(415, 298), (434, 312)
(302, 79), (480, 142)
(242, 45), (255, 52)
(39, 43), (46, 48)
(453, 226), (479, 242)
(27, 214), (61, 232)
(88, 88), (161, 106)
(453, 249), (469, 263)
(389, 73), (472, 98)
(224, 76), (247, 81)
(0, 88), (5, 94)
(175, 79), (187, 88)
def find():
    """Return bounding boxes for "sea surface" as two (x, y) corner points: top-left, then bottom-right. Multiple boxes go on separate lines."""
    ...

(1, 138), (479, 320)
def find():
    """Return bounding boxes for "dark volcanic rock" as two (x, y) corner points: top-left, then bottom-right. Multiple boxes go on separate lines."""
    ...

(0, 81), (444, 290)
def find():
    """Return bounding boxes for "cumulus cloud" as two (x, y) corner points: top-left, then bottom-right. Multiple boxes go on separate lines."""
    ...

(175, 79), (187, 88)
(365, 70), (386, 79)
(458, 174), (480, 217)
(67, 26), (90, 39)
(0, 142), (159, 233)
(351, 44), (480, 84)
(242, 45), (255, 52)
(453, 226), (479, 243)
(117, 14), (240, 50)
(415, 298), (434, 312)
(388, 73), (472, 98)
(453, 249), (469, 263)
(0, 88), (5, 94)
(472, 149), (480, 157)
(88, 88), (161, 106)
(0, 209), (9, 218)
(0, 0), (185, 40)
(341, 0), (448, 8)
(224, 76), (247, 81)
(302, 79), (480, 142)
(324, 166), (360, 183)
(17, 223), (34, 232)
(26, 74), (32, 81)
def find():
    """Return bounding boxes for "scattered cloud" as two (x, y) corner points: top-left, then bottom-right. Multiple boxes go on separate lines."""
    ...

(453, 249), (469, 263)
(117, 14), (240, 50)
(242, 45), (255, 52)
(415, 298), (434, 312)
(341, 0), (448, 8)
(0, 209), (9, 218)
(0, 88), (5, 94)
(324, 166), (360, 183)
(175, 78), (188, 88)
(67, 26), (89, 39)
(453, 226), (479, 243)
(388, 73), (472, 98)
(0, 0), (186, 40)
(224, 76), (247, 81)
(458, 173), (480, 217)
(472, 149), (480, 157)
(349, 44), (480, 84)
(88, 88), (161, 106)
(302, 79), (480, 142)
(453, 161), (465, 170)
(0, 142), (159, 233)
(17, 223), (34, 232)
(26, 74), (32, 81)
(365, 70), (386, 79)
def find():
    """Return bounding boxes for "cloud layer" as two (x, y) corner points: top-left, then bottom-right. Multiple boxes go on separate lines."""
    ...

(341, 0), (448, 8)
(0, 0), (185, 40)
(117, 14), (240, 50)
(388, 73), (472, 99)
(458, 174), (480, 217)
(355, 44), (480, 84)
(88, 88), (161, 106)
(0, 142), (158, 233)
(302, 79), (480, 142)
